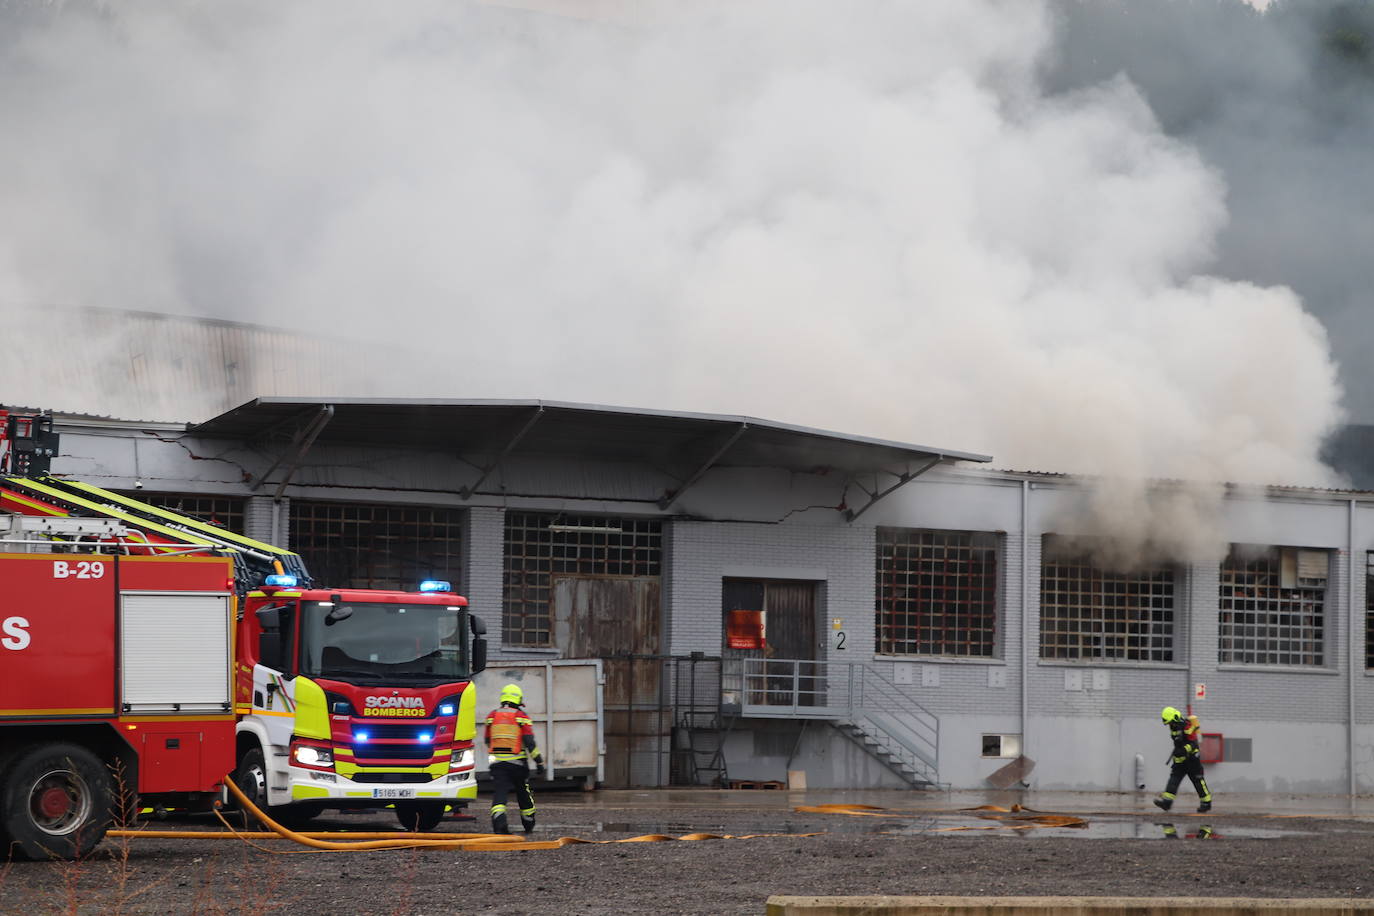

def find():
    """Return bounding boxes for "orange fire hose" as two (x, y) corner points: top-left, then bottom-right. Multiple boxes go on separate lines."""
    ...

(103, 776), (820, 852)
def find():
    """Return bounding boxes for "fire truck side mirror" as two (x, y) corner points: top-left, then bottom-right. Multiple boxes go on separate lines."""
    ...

(468, 613), (487, 637)
(471, 637), (488, 675)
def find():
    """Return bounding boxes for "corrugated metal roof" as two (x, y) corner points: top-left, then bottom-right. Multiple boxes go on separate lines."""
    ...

(190, 397), (992, 476)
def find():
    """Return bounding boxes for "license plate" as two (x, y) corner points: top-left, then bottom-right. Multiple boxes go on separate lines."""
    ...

(371, 788), (416, 799)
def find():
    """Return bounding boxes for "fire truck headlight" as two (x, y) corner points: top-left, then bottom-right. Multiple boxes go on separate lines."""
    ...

(294, 745), (333, 767)
(450, 749), (473, 770)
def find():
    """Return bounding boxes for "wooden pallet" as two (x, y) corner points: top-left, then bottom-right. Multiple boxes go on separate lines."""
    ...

(728, 779), (786, 790)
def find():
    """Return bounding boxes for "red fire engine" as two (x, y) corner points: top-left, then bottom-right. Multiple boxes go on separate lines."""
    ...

(0, 409), (488, 859)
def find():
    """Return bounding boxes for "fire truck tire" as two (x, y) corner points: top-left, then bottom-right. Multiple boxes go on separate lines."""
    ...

(395, 800), (447, 832)
(232, 747), (320, 830)
(1, 743), (113, 861)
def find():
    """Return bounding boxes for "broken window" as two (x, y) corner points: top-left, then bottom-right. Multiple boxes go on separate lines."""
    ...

(503, 512), (662, 648)
(1039, 535), (1176, 663)
(1219, 545), (1326, 667)
(875, 528), (998, 657)
(289, 500), (463, 592)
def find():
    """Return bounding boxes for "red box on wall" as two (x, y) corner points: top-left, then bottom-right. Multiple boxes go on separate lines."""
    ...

(1200, 732), (1224, 764)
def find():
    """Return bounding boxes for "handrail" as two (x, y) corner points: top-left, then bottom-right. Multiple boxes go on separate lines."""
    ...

(723, 657), (940, 783)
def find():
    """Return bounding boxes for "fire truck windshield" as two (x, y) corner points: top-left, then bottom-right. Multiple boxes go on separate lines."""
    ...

(299, 601), (467, 684)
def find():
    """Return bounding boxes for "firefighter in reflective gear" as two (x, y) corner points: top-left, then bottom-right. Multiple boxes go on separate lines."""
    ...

(1153, 706), (1212, 813)
(484, 683), (544, 835)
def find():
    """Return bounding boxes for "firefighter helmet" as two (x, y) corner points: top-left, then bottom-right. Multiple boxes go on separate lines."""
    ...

(500, 684), (524, 706)
(1161, 706), (1182, 723)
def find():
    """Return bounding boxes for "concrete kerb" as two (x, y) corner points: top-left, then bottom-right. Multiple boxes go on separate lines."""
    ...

(765, 897), (1374, 916)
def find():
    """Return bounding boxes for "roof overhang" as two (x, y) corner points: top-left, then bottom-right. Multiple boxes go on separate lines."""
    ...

(190, 397), (993, 517)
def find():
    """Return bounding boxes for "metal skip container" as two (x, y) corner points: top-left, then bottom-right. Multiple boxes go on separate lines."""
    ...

(472, 659), (604, 787)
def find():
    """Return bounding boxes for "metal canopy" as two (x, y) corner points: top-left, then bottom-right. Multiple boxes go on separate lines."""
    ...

(190, 398), (992, 512)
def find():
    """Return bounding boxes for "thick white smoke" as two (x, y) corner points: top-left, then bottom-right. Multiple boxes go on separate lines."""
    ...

(0, 0), (1345, 505)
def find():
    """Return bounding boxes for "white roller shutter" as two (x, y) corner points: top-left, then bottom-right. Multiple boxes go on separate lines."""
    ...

(121, 591), (231, 713)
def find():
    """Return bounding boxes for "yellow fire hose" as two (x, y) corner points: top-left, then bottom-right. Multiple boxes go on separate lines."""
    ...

(104, 777), (820, 853)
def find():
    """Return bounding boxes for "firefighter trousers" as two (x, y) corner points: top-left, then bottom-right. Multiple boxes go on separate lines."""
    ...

(1163, 754), (1211, 803)
(489, 760), (536, 834)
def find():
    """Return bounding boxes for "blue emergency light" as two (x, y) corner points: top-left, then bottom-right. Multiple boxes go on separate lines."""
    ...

(418, 732), (432, 743)
(264, 574), (299, 587)
(418, 580), (451, 593)
(355, 731), (370, 743)
(438, 704), (456, 715)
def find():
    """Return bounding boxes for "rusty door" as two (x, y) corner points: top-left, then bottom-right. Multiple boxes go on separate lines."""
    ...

(553, 576), (662, 787)
(722, 579), (820, 707)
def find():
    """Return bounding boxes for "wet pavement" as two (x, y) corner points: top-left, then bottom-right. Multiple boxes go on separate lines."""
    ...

(562, 786), (1374, 818)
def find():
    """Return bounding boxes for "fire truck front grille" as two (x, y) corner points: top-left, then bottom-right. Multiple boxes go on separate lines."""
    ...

(352, 723), (431, 739)
(348, 773), (432, 784)
(350, 743), (435, 760)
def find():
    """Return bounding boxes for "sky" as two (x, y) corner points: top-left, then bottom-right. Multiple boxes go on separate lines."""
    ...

(0, 0), (1360, 519)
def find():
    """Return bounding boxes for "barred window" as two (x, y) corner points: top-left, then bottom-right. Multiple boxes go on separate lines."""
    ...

(876, 528), (998, 657)
(289, 500), (463, 592)
(1220, 546), (1326, 667)
(1039, 536), (1176, 662)
(504, 512), (662, 647)
(1367, 553), (1374, 670)
(122, 492), (245, 534)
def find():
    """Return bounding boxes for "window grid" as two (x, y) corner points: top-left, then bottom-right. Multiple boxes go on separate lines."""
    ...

(875, 528), (998, 657)
(1039, 537), (1175, 662)
(1219, 548), (1324, 666)
(503, 512), (662, 647)
(1367, 552), (1374, 670)
(289, 500), (463, 592)
(124, 492), (245, 534)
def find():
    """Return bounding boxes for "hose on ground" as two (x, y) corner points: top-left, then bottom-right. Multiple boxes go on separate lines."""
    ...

(102, 775), (821, 852)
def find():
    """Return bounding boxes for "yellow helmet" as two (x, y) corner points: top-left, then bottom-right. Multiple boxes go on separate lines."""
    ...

(500, 683), (524, 706)
(1161, 706), (1182, 723)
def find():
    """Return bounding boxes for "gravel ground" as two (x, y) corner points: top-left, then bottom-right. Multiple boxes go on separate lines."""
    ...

(4, 791), (1374, 915)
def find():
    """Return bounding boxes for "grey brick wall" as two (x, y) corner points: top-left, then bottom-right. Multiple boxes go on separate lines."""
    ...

(244, 495), (286, 548)
(462, 505), (506, 655)
(666, 520), (873, 660)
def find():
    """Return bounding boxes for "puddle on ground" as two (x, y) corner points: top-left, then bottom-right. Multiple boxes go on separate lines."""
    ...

(583, 818), (1305, 839)
(591, 822), (815, 835)
(882, 817), (1309, 840)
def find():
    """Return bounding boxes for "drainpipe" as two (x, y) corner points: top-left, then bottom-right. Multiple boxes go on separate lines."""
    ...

(1350, 499), (1358, 797)
(1021, 479), (1030, 773)
(1185, 566), (1194, 717)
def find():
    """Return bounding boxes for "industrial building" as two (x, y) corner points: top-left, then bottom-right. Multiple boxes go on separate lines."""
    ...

(31, 389), (1374, 798)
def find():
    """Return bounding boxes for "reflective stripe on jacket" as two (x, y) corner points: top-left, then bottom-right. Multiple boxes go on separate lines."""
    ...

(485, 706), (538, 762)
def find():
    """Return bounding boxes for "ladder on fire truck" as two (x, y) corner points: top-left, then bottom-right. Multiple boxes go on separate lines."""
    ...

(0, 474), (310, 593)
(0, 407), (309, 592)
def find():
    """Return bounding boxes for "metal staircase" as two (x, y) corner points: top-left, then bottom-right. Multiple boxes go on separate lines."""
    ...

(722, 657), (941, 788)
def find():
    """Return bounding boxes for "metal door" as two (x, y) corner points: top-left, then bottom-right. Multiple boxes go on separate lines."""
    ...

(722, 579), (820, 707)
(553, 576), (662, 787)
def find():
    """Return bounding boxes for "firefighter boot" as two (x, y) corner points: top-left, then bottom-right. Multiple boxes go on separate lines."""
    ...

(521, 814), (536, 835)
(1152, 796), (1173, 812)
(1197, 801), (1212, 814)
(491, 809), (510, 835)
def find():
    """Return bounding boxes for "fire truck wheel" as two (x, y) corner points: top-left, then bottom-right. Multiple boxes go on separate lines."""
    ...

(1, 743), (112, 861)
(232, 747), (321, 831)
(395, 800), (447, 832)
(232, 747), (273, 829)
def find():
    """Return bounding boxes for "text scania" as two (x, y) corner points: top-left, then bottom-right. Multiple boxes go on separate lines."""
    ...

(363, 696), (426, 717)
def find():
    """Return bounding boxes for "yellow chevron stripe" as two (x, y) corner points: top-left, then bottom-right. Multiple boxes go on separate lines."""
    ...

(1, 488), (66, 516)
